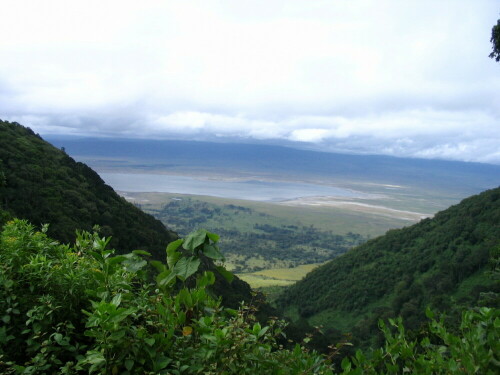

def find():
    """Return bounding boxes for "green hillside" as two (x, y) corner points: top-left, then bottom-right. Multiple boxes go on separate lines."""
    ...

(0, 120), (262, 311)
(0, 120), (498, 373)
(277, 187), (500, 347)
(0, 120), (177, 257)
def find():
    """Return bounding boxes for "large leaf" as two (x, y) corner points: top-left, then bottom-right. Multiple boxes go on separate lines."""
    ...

(132, 249), (151, 257)
(123, 256), (147, 273)
(183, 229), (208, 251)
(197, 271), (216, 288)
(206, 231), (220, 243)
(166, 240), (183, 269)
(150, 260), (167, 274)
(203, 244), (225, 261)
(166, 239), (183, 253)
(157, 270), (176, 288)
(174, 257), (201, 281)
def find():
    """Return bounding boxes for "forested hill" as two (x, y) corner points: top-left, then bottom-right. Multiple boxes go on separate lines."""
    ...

(277, 186), (500, 347)
(0, 120), (177, 257)
(0, 120), (276, 313)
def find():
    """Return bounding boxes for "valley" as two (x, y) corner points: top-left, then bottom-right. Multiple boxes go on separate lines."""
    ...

(46, 137), (500, 290)
(117, 191), (426, 286)
(1, 120), (499, 372)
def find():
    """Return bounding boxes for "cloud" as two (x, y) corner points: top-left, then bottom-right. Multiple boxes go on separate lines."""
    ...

(0, 0), (499, 163)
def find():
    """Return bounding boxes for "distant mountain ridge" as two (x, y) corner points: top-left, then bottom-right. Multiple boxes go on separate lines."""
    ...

(277, 186), (500, 347)
(47, 137), (500, 195)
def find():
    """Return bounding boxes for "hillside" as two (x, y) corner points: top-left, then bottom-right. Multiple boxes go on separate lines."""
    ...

(0, 120), (177, 257)
(0, 120), (266, 312)
(277, 187), (500, 347)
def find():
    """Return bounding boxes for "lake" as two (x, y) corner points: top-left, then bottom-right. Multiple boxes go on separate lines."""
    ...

(99, 172), (368, 202)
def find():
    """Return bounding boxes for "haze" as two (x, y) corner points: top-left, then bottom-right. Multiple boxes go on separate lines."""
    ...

(1, 0), (499, 163)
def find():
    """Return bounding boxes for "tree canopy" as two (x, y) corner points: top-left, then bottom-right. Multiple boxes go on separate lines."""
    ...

(490, 18), (500, 62)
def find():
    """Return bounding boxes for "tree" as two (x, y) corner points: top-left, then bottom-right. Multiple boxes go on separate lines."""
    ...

(490, 18), (500, 62)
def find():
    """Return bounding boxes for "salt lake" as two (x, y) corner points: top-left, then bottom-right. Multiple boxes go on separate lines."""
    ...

(99, 172), (369, 202)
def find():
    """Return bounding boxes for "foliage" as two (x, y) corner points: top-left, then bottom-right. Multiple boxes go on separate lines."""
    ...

(0, 220), (333, 374)
(278, 187), (500, 348)
(1, 220), (499, 374)
(0, 120), (285, 326)
(340, 307), (499, 374)
(0, 120), (177, 257)
(490, 18), (500, 62)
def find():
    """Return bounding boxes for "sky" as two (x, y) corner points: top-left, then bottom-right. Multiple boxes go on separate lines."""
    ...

(1, 0), (499, 164)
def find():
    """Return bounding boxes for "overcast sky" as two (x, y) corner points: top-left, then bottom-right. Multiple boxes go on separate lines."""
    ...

(1, 0), (499, 164)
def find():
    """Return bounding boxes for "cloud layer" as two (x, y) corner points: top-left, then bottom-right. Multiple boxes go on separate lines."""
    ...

(1, 0), (499, 163)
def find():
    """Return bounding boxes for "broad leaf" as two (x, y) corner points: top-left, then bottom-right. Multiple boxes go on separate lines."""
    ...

(150, 260), (167, 273)
(132, 249), (151, 257)
(174, 257), (201, 281)
(157, 270), (176, 288)
(166, 239), (183, 253)
(197, 271), (216, 288)
(206, 231), (220, 243)
(107, 255), (127, 267)
(166, 241), (182, 269)
(203, 244), (225, 261)
(183, 229), (208, 251)
(123, 256), (147, 273)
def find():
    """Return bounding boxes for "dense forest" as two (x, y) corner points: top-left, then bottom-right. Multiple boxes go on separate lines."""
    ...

(277, 186), (500, 348)
(0, 120), (266, 311)
(0, 211), (498, 373)
(0, 120), (499, 373)
(0, 120), (177, 257)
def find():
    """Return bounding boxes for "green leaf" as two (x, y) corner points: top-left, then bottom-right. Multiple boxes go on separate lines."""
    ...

(174, 257), (201, 281)
(157, 270), (176, 288)
(202, 244), (225, 260)
(197, 271), (216, 288)
(341, 357), (351, 371)
(178, 288), (193, 308)
(89, 251), (104, 263)
(132, 249), (151, 257)
(258, 326), (269, 338)
(53, 333), (64, 345)
(124, 359), (134, 371)
(107, 256), (127, 271)
(216, 265), (234, 283)
(123, 256), (147, 273)
(91, 270), (105, 282)
(150, 260), (167, 273)
(183, 229), (208, 251)
(167, 241), (183, 269)
(166, 239), (183, 253)
(206, 231), (220, 243)
(425, 307), (435, 319)
(111, 293), (122, 307)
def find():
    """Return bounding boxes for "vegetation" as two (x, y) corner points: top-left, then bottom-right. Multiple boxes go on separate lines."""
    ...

(0, 120), (278, 316)
(490, 17), (500, 62)
(0, 120), (177, 258)
(277, 187), (500, 348)
(0, 220), (498, 374)
(137, 195), (366, 272)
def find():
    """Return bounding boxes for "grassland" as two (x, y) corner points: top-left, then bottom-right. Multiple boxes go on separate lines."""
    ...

(120, 191), (422, 276)
(237, 263), (322, 288)
(122, 191), (416, 236)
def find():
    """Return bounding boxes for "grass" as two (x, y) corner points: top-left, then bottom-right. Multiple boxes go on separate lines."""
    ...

(123, 191), (415, 237)
(237, 263), (323, 288)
